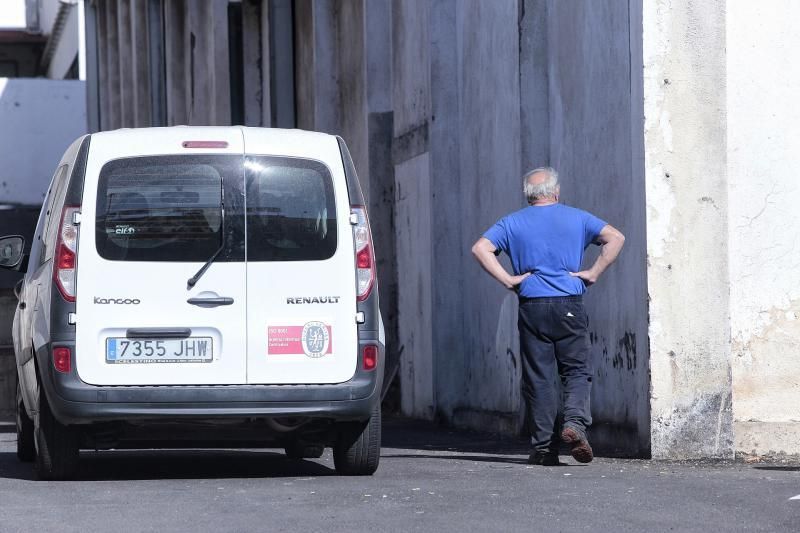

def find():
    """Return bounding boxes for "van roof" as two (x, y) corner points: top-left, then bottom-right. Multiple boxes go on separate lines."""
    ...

(89, 126), (337, 144)
(85, 126), (344, 163)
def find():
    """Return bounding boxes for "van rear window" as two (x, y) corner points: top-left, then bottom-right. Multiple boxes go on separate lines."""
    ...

(244, 156), (337, 261)
(96, 156), (235, 262)
(95, 155), (336, 262)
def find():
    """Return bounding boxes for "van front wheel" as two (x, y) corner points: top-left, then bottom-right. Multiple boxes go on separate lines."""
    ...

(35, 391), (79, 481)
(333, 403), (381, 475)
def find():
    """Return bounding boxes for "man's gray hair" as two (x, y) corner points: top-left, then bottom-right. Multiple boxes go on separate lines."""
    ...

(523, 167), (559, 202)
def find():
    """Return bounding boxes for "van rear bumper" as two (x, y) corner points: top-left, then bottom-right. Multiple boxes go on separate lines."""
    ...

(38, 341), (384, 425)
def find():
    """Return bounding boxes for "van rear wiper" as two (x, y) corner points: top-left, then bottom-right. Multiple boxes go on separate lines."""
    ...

(187, 181), (225, 290)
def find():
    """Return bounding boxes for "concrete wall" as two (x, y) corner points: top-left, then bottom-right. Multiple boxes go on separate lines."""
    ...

(727, 1), (800, 456)
(0, 78), (87, 206)
(644, 0), (733, 459)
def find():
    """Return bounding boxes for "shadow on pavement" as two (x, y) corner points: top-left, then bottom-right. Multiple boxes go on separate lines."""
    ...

(0, 415), (577, 481)
(0, 449), (336, 481)
(753, 465), (800, 472)
(381, 416), (531, 457)
(0, 452), (35, 481)
(382, 453), (586, 468)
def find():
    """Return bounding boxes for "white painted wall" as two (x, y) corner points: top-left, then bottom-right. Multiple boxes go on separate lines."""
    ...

(727, 1), (800, 456)
(644, 0), (800, 458)
(0, 78), (87, 206)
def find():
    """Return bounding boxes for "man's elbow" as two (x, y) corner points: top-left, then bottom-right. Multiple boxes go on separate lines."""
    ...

(615, 231), (626, 249)
(471, 241), (483, 258)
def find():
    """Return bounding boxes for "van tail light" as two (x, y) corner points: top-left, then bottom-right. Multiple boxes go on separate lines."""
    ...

(351, 206), (375, 301)
(53, 346), (71, 373)
(363, 345), (378, 371)
(54, 206), (80, 302)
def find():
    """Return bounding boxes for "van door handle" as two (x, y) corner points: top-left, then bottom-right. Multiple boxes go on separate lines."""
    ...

(187, 297), (234, 308)
(127, 327), (191, 339)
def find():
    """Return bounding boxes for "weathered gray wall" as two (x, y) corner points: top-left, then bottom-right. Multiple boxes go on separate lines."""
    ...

(543, 0), (650, 455)
(96, 0), (231, 130)
(446, 0), (523, 432)
(393, 0), (525, 431)
(392, 0), (649, 455)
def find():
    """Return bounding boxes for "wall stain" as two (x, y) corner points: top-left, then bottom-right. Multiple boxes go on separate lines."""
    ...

(613, 332), (637, 371)
(698, 196), (718, 209)
(507, 348), (517, 370)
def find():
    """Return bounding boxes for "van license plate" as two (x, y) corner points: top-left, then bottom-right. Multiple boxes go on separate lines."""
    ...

(105, 337), (213, 364)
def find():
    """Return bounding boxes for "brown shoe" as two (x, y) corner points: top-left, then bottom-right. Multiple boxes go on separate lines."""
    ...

(561, 427), (593, 463)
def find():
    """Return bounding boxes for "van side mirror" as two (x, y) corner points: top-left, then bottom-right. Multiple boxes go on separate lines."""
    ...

(0, 236), (25, 270)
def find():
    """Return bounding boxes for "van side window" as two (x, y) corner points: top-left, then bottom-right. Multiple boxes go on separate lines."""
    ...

(95, 155), (240, 262)
(245, 156), (337, 261)
(41, 165), (69, 265)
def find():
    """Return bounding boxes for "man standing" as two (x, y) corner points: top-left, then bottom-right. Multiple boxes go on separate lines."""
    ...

(471, 167), (625, 465)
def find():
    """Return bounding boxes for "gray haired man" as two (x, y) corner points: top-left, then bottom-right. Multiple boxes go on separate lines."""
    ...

(471, 167), (625, 465)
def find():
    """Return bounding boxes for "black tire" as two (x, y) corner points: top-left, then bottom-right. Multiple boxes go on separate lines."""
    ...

(284, 441), (325, 460)
(35, 391), (79, 481)
(333, 402), (381, 476)
(16, 381), (35, 463)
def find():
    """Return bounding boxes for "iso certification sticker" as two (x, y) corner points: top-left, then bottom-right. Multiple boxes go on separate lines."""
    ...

(268, 323), (333, 357)
(301, 321), (330, 358)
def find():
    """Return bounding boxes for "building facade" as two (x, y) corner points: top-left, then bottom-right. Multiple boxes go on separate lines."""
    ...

(74, 0), (800, 459)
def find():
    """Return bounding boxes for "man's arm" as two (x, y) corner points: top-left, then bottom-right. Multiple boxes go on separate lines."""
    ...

(471, 237), (530, 290)
(570, 224), (625, 286)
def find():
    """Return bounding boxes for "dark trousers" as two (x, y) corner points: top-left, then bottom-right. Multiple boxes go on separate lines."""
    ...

(518, 295), (593, 453)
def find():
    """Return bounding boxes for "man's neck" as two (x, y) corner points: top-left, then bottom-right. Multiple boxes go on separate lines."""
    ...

(531, 199), (558, 207)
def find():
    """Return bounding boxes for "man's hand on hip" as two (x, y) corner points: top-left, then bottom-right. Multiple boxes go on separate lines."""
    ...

(570, 269), (598, 286)
(570, 224), (626, 287)
(472, 237), (532, 292)
(507, 272), (531, 291)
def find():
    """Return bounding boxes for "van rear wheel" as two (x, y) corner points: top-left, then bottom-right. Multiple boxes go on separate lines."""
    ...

(35, 391), (79, 481)
(16, 382), (35, 462)
(333, 403), (381, 475)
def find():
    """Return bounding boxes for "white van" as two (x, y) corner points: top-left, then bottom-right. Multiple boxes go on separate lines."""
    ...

(0, 127), (384, 479)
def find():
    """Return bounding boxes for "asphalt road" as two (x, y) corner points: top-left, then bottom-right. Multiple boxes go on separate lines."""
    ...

(0, 417), (798, 532)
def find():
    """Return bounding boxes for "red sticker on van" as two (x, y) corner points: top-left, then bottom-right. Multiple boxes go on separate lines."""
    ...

(268, 323), (333, 357)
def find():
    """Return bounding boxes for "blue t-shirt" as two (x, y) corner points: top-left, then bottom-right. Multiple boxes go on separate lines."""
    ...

(483, 204), (607, 297)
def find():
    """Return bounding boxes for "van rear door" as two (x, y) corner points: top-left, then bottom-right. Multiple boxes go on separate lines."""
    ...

(75, 130), (247, 385)
(242, 130), (358, 384)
